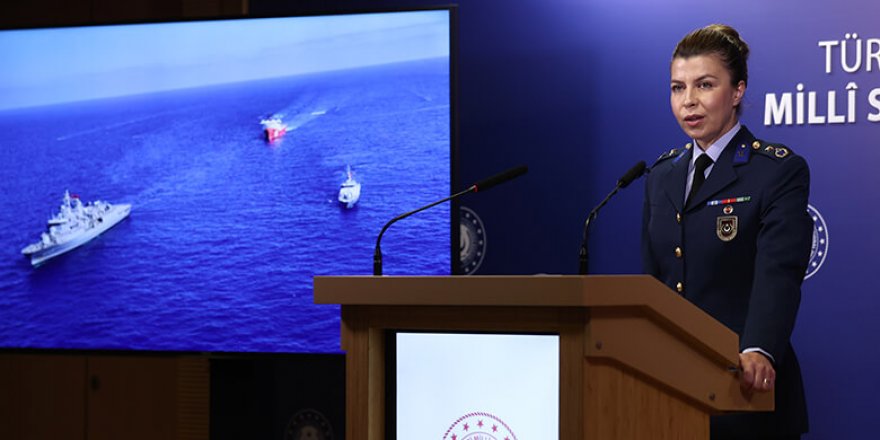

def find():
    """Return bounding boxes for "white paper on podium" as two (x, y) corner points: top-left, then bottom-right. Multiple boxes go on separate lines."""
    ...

(396, 332), (559, 439)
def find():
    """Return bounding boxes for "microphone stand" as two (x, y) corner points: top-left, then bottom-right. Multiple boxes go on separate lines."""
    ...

(374, 186), (474, 276)
(578, 160), (646, 275)
(578, 184), (623, 275)
(373, 165), (527, 276)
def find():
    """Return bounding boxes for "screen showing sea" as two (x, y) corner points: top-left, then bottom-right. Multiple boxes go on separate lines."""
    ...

(0, 11), (452, 353)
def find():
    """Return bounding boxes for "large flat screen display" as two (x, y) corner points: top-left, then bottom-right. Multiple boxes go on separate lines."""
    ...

(0, 9), (454, 353)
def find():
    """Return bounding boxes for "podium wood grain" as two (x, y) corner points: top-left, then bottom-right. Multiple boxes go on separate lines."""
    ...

(315, 275), (772, 440)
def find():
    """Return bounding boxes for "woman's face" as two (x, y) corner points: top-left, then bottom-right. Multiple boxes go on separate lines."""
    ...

(670, 54), (745, 150)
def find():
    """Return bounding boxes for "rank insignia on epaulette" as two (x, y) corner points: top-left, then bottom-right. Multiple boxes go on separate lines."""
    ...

(734, 143), (750, 164)
(755, 142), (792, 159)
(657, 148), (675, 160)
(655, 147), (685, 165)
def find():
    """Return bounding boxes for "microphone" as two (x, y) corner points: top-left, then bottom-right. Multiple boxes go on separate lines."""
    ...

(617, 161), (647, 188)
(472, 166), (528, 192)
(374, 165), (528, 275)
(578, 161), (646, 275)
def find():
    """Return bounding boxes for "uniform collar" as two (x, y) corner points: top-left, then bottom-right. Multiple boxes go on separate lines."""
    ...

(659, 124), (755, 213)
(690, 122), (741, 170)
(683, 124), (753, 211)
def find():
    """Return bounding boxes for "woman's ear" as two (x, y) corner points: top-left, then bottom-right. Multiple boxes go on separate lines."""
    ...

(733, 80), (746, 106)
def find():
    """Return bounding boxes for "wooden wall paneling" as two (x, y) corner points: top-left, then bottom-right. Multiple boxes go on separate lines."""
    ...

(90, 0), (183, 23)
(175, 357), (211, 440)
(182, 0), (248, 18)
(86, 355), (209, 440)
(87, 356), (178, 440)
(0, 1), (91, 28)
(0, 354), (88, 440)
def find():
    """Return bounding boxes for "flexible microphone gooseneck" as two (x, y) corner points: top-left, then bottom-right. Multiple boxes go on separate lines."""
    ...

(578, 161), (647, 275)
(374, 165), (528, 276)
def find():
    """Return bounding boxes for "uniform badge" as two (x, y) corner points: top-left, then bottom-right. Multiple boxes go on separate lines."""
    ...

(716, 215), (738, 241)
(723, 205), (734, 215)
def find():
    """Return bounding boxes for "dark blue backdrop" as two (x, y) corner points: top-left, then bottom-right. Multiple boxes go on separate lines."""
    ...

(254, 1), (878, 438)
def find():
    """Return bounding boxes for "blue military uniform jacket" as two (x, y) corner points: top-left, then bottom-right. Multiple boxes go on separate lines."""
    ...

(642, 126), (812, 438)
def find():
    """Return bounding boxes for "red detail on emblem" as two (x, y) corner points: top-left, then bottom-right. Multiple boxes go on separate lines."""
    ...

(442, 412), (518, 440)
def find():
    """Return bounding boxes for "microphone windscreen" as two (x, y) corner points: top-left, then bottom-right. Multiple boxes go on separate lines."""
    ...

(617, 161), (647, 188)
(473, 165), (528, 192)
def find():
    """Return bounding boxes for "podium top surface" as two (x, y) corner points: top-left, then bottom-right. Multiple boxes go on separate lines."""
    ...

(314, 275), (736, 358)
(316, 274), (683, 307)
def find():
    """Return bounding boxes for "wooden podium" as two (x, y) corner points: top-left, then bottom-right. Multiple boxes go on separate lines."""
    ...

(313, 275), (772, 440)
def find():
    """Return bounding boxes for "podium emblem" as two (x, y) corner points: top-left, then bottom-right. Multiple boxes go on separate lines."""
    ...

(443, 411), (517, 440)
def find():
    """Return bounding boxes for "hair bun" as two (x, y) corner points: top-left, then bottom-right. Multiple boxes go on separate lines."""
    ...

(707, 24), (749, 60)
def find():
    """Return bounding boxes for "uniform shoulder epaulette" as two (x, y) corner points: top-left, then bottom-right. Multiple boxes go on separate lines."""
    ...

(653, 142), (692, 166)
(749, 139), (794, 160)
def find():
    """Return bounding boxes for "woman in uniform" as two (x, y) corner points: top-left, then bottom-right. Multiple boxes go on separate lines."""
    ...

(642, 24), (812, 440)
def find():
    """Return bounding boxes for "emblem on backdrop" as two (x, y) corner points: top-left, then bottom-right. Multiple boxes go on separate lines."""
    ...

(805, 204), (829, 280)
(284, 408), (334, 440)
(460, 206), (487, 275)
(443, 411), (517, 440)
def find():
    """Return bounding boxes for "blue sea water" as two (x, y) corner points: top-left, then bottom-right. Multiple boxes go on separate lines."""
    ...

(0, 58), (451, 353)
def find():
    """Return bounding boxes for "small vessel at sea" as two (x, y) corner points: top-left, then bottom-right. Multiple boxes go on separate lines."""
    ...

(338, 166), (361, 208)
(21, 191), (131, 266)
(260, 116), (288, 142)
